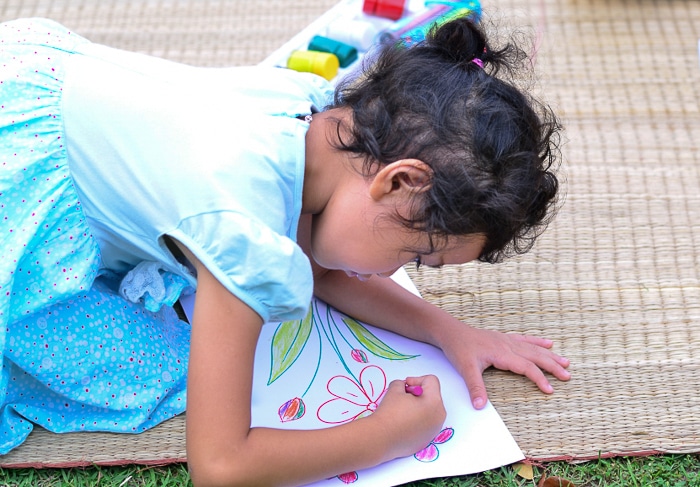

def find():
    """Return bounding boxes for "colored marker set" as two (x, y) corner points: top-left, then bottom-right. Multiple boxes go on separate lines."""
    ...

(268, 0), (481, 83)
(287, 35), (358, 81)
(377, 0), (481, 46)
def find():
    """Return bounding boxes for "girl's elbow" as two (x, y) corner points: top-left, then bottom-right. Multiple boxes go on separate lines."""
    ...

(188, 455), (258, 487)
(188, 459), (231, 487)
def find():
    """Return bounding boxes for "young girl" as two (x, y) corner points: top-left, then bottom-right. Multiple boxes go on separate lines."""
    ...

(0, 15), (569, 486)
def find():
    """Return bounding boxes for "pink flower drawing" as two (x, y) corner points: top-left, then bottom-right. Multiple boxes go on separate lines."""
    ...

(414, 427), (454, 462)
(317, 365), (387, 424)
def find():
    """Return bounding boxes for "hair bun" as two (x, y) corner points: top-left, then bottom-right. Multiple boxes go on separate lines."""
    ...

(426, 17), (487, 68)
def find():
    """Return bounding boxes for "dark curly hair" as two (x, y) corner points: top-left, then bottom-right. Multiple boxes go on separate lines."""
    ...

(329, 17), (562, 263)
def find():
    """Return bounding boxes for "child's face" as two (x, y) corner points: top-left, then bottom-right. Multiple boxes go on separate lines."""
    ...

(309, 206), (485, 280)
(303, 106), (485, 279)
(341, 232), (486, 282)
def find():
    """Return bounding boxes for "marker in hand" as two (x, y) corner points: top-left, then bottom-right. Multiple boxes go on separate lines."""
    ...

(405, 383), (423, 396)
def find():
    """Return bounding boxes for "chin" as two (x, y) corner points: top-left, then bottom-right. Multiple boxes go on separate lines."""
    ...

(309, 251), (336, 272)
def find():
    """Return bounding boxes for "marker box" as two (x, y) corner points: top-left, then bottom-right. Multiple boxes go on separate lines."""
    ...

(308, 35), (358, 68)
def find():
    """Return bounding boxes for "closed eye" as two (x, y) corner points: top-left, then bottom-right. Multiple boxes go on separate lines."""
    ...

(414, 255), (445, 270)
(413, 256), (443, 270)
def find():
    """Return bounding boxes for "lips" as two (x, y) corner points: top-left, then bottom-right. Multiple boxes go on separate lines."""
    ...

(345, 271), (371, 281)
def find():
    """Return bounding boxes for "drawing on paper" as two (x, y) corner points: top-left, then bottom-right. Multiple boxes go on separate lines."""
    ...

(278, 397), (306, 422)
(268, 299), (418, 423)
(414, 427), (455, 462)
(263, 299), (462, 484)
(317, 365), (387, 424)
(180, 286), (524, 486)
(335, 471), (359, 484)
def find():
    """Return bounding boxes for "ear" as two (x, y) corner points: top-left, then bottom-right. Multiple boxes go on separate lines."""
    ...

(368, 159), (433, 201)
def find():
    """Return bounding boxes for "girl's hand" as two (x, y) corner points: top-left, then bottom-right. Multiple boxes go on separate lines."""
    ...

(371, 375), (446, 461)
(437, 325), (571, 410)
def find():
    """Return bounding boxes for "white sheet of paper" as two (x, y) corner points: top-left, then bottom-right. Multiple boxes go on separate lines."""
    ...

(180, 269), (523, 486)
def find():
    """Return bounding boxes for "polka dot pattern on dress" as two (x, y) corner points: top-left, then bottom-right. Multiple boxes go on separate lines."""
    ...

(0, 18), (100, 326)
(0, 19), (190, 454)
(2, 277), (189, 452)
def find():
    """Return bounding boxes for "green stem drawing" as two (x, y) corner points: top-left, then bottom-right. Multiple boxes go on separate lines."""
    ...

(268, 299), (419, 396)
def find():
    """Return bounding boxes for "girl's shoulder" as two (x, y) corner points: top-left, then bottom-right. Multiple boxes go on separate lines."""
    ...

(204, 65), (335, 117)
(0, 18), (90, 54)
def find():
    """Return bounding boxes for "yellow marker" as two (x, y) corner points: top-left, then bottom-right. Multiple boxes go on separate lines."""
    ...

(287, 50), (339, 81)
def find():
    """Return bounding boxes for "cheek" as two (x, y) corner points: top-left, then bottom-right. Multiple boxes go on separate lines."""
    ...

(309, 215), (339, 268)
(310, 218), (369, 271)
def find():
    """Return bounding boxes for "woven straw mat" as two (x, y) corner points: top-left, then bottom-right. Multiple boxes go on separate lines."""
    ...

(0, 0), (699, 468)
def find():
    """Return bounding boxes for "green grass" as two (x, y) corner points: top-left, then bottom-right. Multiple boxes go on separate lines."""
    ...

(1, 455), (699, 486)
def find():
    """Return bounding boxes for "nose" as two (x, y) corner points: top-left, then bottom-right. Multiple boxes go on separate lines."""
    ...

(376, 266), (402, 278)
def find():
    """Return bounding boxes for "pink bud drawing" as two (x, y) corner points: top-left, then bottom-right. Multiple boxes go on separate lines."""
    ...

(350, 349), (369, 363)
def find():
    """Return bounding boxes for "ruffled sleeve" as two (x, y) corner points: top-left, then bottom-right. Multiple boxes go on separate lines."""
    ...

(169, 211), (313, 324)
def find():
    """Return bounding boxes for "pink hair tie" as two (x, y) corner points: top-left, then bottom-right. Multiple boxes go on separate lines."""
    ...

(471, 58), (484, 69)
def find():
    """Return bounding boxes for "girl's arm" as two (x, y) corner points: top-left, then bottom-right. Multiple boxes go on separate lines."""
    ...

(180, 243), (446, 487)
(296, 216), (569, 410)
(311, 268), (570, 410)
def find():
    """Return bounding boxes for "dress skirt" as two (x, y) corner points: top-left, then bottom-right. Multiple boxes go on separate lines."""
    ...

(0, 18), (189, 454)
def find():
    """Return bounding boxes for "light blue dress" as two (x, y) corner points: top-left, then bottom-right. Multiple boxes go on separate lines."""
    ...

(0, 18), (333, 453)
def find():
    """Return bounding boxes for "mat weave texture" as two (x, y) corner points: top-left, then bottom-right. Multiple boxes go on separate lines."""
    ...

(0, 0), (699, 468)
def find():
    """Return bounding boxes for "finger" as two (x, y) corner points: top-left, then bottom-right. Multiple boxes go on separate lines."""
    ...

(534, 361), (571, 382)
(485, 350), (555, 394)
(388, 379), (408, 392)
(531, 346), (571, 370)
(402, 377), (423, 397)
(508, 338), (572, 377)
(521, 349), (572, 381)
(406, 375), (442, 395)
(404, 376), (422, 387)
(418, 374), (440, 388)
(405, 375), (440, 387)
(461, 365), (489, 410)
(517, 361), (555, 394)
(554, 368), (572, 382)
(510, 333), (554, 349)
(555, 354), (571, 368)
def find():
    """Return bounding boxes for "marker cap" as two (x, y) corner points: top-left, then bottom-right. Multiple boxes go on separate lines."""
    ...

(287, 50), (339, 81)
(308, 35), (358, 68)
(362, 0), (406, 20)
(326, 19), (379, 51)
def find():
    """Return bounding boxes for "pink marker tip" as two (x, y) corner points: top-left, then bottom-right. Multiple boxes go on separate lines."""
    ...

(405, 384), (423, 397)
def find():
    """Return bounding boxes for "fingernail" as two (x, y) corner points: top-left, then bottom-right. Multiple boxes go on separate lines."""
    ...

(473, 397), (485, 409)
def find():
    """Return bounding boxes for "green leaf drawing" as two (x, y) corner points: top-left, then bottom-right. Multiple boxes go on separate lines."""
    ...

(342, 317), (418, 361)
(268, 307), (313, 385)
